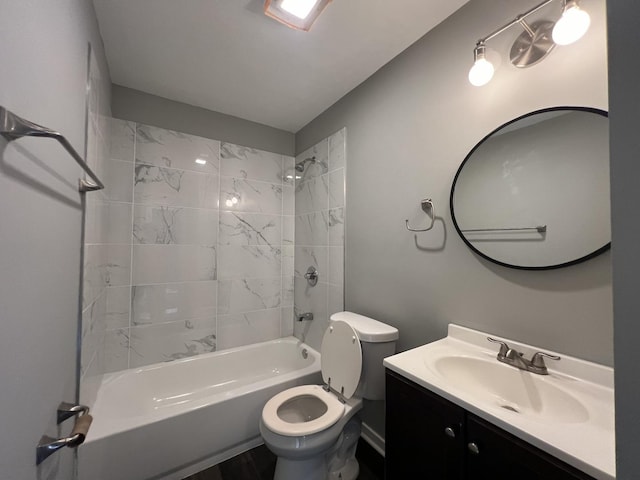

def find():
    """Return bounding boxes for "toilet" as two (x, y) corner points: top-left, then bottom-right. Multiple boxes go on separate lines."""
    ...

(260, 311), (399, 480)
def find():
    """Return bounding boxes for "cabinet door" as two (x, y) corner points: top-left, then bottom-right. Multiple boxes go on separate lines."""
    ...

(465, 414), (596, 480)
(386, 371), (465, 479)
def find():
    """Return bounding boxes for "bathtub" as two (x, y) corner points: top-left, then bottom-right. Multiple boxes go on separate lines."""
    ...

(79, 337), (321, 480)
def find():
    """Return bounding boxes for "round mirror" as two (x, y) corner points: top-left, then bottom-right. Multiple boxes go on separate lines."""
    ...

(450, 107), (610, 270)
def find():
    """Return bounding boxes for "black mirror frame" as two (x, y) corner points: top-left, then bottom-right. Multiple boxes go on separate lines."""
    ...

(450, 106), (611, 271)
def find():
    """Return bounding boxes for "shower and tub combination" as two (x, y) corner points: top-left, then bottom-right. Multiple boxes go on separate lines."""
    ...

(79, 119), (346, 479)
(80, 338), (321, 480)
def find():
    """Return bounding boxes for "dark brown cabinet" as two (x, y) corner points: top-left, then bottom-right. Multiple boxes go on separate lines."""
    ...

(385, 370), (596, 480)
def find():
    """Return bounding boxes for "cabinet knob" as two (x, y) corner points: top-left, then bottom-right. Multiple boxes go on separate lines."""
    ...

(444, 427), (456, 438)
(467, 442), (480, 455)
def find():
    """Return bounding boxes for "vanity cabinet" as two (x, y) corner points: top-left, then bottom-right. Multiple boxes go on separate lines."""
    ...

(385, 370), (596, 480)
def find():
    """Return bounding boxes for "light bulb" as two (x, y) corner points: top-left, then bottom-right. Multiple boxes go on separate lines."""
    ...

(469, 57), (494, 87)
(552, 3), (591, 46)
(468, 43), (494, 87)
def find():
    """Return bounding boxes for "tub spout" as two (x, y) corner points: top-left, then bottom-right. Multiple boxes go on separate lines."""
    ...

(297, 312), (314, 322)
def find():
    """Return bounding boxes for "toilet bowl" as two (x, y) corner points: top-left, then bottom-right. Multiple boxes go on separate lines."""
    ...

(260, 312), (398, 480)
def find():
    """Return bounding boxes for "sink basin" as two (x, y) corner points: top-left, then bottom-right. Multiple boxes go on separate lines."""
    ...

(430, 356), (589, 423)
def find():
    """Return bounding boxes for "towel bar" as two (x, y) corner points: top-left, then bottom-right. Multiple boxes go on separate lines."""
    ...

(0, 106), (104, 192)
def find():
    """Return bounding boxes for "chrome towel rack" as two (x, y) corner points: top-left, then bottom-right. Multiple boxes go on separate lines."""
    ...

(0, 106), (104, 192)
(405, 198), (436, 232)
(461, 225), (547, 233)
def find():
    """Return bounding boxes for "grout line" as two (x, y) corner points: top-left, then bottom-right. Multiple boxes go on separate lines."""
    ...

(126, 122), (137, 369)
(280, 153), (285, 337)
(215, 141), (222, 351)
(325, 141), (330, 319)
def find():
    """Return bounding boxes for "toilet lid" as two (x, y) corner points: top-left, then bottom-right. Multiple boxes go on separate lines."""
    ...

(321, 320), (362, 399)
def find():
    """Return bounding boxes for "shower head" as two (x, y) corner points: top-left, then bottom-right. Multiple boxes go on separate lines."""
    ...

(295, 156), (316, 172)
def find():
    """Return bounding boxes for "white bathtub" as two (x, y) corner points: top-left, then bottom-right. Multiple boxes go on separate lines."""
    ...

(79, 337), (321, 480)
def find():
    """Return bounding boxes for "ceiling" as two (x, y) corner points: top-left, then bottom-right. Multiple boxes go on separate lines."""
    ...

(93, 0), (469, 132)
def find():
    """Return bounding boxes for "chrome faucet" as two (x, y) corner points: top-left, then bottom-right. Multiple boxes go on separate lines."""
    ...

(487, 337), (560, 375)
(297, 312), (314, 322)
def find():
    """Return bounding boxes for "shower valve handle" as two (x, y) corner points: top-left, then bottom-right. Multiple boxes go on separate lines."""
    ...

(304, 266), (319, 286)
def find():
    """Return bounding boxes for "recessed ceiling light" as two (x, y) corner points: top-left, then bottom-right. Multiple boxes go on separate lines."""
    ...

(264, 0), (332, 31)
(281, 0), (317, 19)
(195, 158), (207, 165)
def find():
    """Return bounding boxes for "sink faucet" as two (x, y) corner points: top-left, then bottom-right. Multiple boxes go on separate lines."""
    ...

(487, 337), (560, 375)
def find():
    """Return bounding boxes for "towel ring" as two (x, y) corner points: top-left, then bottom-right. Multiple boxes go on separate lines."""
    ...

(405, 198), (435, 232)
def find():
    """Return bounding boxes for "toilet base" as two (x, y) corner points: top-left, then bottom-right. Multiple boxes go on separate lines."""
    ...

(267, 416), (362, 480)
(328, 458), (359, 480)
(274, 456), (327, 480)
(327, 417), (361, 480)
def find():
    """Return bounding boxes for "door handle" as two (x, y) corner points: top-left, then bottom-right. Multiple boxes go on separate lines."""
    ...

(56, 401), (89, 424)
(36, 403), (93, 465)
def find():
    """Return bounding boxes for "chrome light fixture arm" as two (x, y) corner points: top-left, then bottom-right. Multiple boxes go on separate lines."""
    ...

(476, 0), (555, 47)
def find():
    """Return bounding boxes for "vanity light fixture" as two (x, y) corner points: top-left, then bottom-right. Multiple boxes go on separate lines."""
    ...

(468, 0), (591, 86)
(264, 0), (332, 31)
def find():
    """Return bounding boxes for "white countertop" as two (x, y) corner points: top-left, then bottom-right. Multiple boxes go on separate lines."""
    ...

(383, 324), (615, 479)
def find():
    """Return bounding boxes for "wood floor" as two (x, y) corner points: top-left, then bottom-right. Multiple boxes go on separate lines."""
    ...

(184, 440), (383, 480)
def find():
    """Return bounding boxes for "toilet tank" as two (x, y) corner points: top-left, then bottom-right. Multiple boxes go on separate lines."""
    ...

(330, 312), (399, 400)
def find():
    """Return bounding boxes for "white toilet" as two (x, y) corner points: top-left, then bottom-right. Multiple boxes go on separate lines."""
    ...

(260, 311), (398, 480)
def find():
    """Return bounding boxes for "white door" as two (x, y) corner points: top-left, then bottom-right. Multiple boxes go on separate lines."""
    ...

(0, 2), (97, 479)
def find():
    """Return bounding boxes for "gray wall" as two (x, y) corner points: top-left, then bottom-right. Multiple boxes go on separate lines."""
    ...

(297, 0), (611, 364)
(608, 1), (640, 478)
(296, 0), (610, 443)
(112, 85), (295, 156)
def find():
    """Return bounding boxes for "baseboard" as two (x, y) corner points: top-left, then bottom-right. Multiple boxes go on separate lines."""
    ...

(360, 422), (385, 457)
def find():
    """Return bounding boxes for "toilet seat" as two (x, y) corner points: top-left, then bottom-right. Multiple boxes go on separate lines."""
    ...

(262, 385), (345, 436)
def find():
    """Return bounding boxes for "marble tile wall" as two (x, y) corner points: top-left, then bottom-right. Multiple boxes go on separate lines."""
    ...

(293, 129), (346, 351)
(80, 50), (115, 406)
(90, 119), (135, 373)
(91, 119), (294, 373)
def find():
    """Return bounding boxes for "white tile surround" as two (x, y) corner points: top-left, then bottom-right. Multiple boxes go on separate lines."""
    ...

(83, 119), (306, 374)
(80, 51), (113, 404)
(82, 120), (345, 376)
(293, 129), (346, 351)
